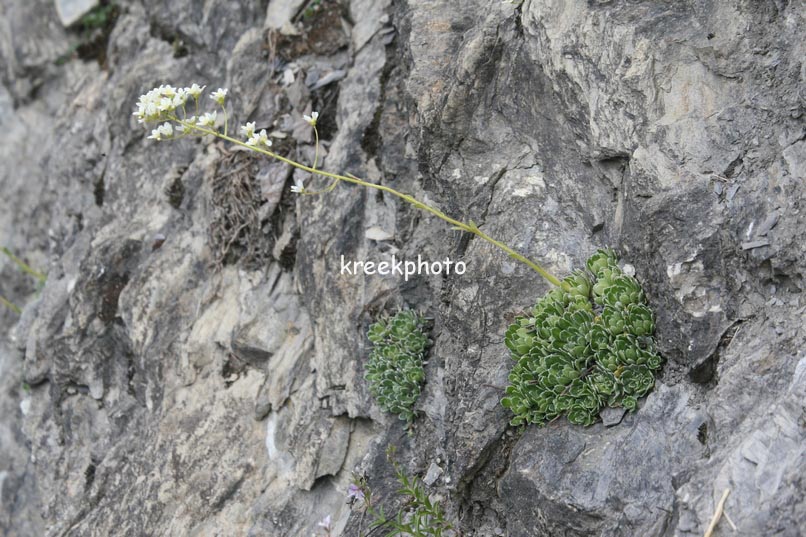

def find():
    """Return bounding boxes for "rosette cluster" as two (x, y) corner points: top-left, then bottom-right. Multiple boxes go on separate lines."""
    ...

(365, 310), (430, 425)
(502, 249), (662, 427)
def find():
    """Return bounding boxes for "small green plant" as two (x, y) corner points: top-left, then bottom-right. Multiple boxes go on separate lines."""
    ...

(350, 446), (454, 537)
(77, 3), (117, 30)
(302, 0), (323, 20)
(501, 249), (663, 427)
(134, 86), (666, 431)
(365, 311), (429, 426)
(55, 2), (119, 66)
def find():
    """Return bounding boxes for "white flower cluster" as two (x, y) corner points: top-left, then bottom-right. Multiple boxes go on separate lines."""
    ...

(137, 86), (320, 196)
(290, 177), (304, 193)
(240, 122), (273, 149)
(210, 88), (228, 105)
(133, 84), (205, 123)
(197, 112), (217, 127)
(148, 122), (173, 141)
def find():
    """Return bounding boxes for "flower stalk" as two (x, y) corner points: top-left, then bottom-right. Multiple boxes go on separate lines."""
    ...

(134, 85), (563, 287)
(179, 119), (561, 286)
(0, 295), (21, 314)
(1, 247), (47, 283)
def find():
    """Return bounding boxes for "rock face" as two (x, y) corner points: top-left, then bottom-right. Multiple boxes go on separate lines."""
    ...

(1, 0), (804, 536)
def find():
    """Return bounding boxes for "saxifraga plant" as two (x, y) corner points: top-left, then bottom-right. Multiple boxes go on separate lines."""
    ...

(365, 310), (429, 426)
(134, 86), (663, 428)
(501, 249), (663, 427)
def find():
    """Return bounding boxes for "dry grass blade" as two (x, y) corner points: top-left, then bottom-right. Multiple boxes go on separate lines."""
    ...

(703, 488), (731, 537)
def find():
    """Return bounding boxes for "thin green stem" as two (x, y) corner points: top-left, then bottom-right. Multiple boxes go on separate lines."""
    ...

(300, 125), (340, 194)
(221, 105), (228, 137)
(1, 247), (46, 283)
(301, 179), (341, 195)
(173, 119), (562, 287)
(0, 295), (21, 314)
(313, 125), (319, 171)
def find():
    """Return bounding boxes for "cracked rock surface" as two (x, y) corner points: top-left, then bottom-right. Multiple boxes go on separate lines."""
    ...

(1, 0), (804, 536)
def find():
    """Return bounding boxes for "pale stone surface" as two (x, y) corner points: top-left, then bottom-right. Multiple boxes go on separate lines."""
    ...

(54, 0), (98, 27)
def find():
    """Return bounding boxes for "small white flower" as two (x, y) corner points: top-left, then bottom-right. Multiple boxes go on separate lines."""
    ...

(186, 83), (205, 99)
(290, 177), (304, 194)
(303, 111), (319, 126)
(197, 112), (217, 127)
(134, 85), (188, 122)
(159, 85), (176, 98)
(147, 122), (174, 141)
(172, 88), (189, 108)
(246, 129), (272, 148)
(210, 88), (228, 105)
(158, 96), (175, 113)
(240, 122), (256, 139)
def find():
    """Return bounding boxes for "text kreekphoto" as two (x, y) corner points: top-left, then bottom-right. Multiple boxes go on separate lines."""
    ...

(340, 255), (467, 281)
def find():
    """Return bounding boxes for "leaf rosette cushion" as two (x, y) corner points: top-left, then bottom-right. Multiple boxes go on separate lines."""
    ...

(502, 249), (663, 427)
(365, 310), (429, 425)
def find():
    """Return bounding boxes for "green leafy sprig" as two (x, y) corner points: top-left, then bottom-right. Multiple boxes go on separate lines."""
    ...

(352, 446), (454, 537)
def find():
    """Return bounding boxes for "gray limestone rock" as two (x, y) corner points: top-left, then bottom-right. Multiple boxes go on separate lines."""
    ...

(0, 0), (804, 536)
(54, 0), (98, 27)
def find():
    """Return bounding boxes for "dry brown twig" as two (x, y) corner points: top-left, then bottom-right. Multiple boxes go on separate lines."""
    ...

(703, 488), (735, 537)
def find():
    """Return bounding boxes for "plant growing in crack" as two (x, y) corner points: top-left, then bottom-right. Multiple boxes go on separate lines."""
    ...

(501, 249), (663, 426)
(348, 446), (455, 537)
(134, 85), (663, 427)
(365, 310), (430, 427)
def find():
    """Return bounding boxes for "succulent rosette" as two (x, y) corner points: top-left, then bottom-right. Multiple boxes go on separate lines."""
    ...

(365, 310), (430, 425)
(502, 249), (663, 427)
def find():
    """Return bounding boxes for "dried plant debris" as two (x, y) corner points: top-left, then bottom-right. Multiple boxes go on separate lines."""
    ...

(270, 0), (349, 61)
(209, 152), (271, 269)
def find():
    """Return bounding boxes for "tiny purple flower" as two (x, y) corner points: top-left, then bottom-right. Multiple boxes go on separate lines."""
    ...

(347, 483), (365, 503)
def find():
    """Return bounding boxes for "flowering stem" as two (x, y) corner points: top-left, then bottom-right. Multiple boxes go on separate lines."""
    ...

(222, 106), (228, 137)
(313, 125), (320, 171)
(302, 125), (340, 194)
(176, 119), (562, 287)
(0, 295), (21, 314)
(1, 247), (47, 283)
